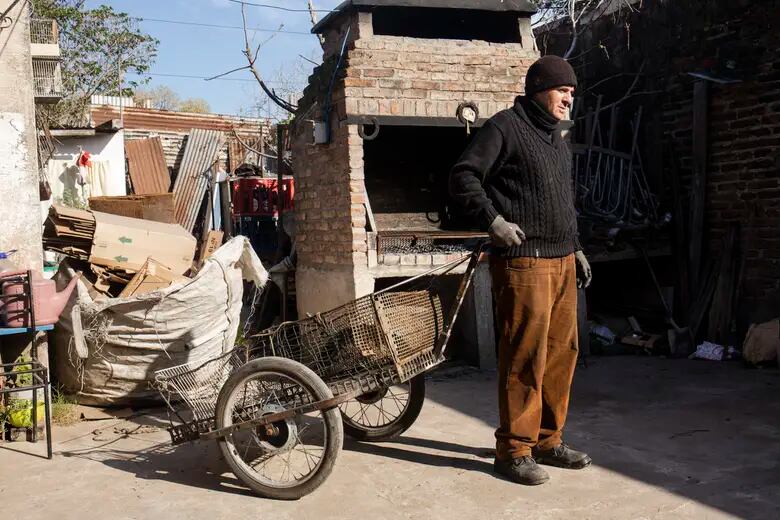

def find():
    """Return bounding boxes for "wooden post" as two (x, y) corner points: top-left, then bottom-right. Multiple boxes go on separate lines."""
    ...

(689, 80), (710, 294)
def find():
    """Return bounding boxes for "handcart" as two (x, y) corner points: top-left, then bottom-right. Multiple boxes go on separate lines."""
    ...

(153, 244), (486, 500)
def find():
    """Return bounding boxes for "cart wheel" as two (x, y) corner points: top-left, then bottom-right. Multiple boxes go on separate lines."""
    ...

(339, 373), (425, 441)
(215, 357), (343, 500)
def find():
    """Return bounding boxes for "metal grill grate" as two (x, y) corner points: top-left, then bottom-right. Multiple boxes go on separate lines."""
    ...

(377, 230), (488, 256)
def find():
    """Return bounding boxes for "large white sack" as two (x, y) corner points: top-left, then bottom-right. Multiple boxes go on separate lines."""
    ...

(51, 236), (267, 405)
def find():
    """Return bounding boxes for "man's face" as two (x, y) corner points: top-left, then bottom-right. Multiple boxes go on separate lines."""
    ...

(533, 85), (575, 121)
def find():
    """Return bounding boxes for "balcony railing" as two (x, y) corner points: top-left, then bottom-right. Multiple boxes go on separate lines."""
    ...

(30, 18), (59, 44)
(32, 58), (63, 101)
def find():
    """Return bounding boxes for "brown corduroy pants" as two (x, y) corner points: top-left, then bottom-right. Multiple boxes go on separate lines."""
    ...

(490, 254), (579, 460)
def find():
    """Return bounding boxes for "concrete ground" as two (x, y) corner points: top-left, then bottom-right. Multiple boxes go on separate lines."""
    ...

(1, 356), (778, 520)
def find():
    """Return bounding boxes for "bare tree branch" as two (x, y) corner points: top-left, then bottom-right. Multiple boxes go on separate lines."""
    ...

(205, 65), (251, 81)
(230, 3), (296, 114)
(232, 129), (276, 159)
(308, 0), (325, 49)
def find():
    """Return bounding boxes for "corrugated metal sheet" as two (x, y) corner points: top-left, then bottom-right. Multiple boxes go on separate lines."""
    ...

(92, 105), (270, 135)
(125, 137), (170, 194)
(125, 130), (187, 170)
(172, 129), (225, 232)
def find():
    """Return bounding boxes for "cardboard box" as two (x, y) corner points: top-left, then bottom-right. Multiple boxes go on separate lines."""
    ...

(89, 194), (175, 224)
(89, 211), (196, 275)
(199, 230), (224, 262)
(119, 258), (189, 298)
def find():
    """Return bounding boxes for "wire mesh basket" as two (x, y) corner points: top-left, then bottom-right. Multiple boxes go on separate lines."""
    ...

(154, 349), (245, 422)
(252, 288), (443, 386)
(153, 287), (445, 429)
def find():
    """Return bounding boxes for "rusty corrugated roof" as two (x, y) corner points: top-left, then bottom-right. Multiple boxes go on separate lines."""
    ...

(91, 105), (269, 134)
(172, 129), (225, 232)
(125, 137), (170, 195)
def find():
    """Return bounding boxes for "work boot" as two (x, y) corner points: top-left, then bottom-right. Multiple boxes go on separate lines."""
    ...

(532, 443), (592, 469)
(493, 456), (550, 485)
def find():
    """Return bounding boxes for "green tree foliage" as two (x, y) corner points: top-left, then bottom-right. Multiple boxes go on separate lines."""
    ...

(32, 0), (158, 126)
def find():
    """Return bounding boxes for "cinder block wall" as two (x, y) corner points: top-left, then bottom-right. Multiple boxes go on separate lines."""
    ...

(293, 10), (538, 314)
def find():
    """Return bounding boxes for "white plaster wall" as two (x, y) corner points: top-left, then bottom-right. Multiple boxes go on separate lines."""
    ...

(43, 130), (126, 214)
(0, 2), (43, 271)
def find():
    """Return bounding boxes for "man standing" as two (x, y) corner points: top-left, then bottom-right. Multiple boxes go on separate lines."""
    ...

(449, 55), (592, 486)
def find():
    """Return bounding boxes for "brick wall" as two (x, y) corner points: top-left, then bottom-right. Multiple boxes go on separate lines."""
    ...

(539, 0), (780, 324)
(339, 37), (538, 120)
(292, 10), (538, 313)
(292, 122), (365, 271)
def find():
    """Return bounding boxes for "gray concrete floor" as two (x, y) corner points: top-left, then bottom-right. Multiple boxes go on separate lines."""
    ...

(1, 357), (778, 519)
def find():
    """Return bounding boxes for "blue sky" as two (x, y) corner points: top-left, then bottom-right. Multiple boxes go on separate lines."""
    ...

(85, 0), (344, 117)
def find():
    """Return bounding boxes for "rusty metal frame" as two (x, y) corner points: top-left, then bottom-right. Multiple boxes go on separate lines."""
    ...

(200, 391), (358, 441)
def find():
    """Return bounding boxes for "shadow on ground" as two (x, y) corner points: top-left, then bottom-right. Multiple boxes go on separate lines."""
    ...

(58, 413), (255, 497)
(53, 357), (780, 517)
(423, 356), (780, 518)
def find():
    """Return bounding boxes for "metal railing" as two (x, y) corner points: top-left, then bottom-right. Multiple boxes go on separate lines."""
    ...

(30, 18), (59, 44)
(32, 58), (63, 98)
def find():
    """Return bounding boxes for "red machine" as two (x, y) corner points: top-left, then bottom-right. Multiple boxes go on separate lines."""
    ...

(230, 176), (295, 261)
(231, 177), (294, 217)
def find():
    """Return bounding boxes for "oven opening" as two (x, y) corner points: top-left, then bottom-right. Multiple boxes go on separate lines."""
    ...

(363, 125), (487, 261)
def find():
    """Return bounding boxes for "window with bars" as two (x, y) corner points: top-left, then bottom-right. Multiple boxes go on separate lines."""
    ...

(32, 58), (63, 98)
(30, 18), (59, 45)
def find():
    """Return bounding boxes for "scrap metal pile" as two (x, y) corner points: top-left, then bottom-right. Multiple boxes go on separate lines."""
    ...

(573, 105), (663, 228)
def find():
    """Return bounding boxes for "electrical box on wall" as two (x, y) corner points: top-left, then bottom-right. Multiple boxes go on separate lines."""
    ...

(313, 121), (328, 144)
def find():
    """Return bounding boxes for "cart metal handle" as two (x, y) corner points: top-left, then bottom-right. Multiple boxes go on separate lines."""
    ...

(433, 241), (489, 359)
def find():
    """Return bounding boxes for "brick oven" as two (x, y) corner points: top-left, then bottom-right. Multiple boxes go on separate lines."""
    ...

(292, 0), (539, 315)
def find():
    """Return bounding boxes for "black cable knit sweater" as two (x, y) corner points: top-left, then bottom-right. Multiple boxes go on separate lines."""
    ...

(449, 95), (581, 258)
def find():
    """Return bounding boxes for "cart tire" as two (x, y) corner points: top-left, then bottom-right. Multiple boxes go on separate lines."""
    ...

(341, 373), (425, 441)
(215, 357), (343, 500)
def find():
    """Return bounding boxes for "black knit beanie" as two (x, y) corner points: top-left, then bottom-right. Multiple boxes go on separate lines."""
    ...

(525, 55), (578, 97)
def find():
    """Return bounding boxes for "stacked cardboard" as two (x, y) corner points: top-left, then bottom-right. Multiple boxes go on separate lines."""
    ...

(43, 206), (96, 260)
(43, 204), (199, 298)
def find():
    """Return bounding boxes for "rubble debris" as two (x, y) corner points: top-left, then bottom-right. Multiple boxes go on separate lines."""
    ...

(88, 194), (175, 224)
(42, 205), (95, 261)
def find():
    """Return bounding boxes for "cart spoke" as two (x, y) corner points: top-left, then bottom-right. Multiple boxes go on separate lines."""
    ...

(223, 369), (330, 490)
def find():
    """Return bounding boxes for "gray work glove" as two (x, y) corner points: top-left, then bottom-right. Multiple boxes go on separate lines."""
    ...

(575, 250), (592, 288)
(489, 215), (526, 248)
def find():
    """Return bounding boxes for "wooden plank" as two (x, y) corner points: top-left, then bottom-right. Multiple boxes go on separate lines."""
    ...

(689, 80), (710, 294)
(473, 261), (496, 369)
(364, 190), (377, 232)
(669, 153), (690, 315)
